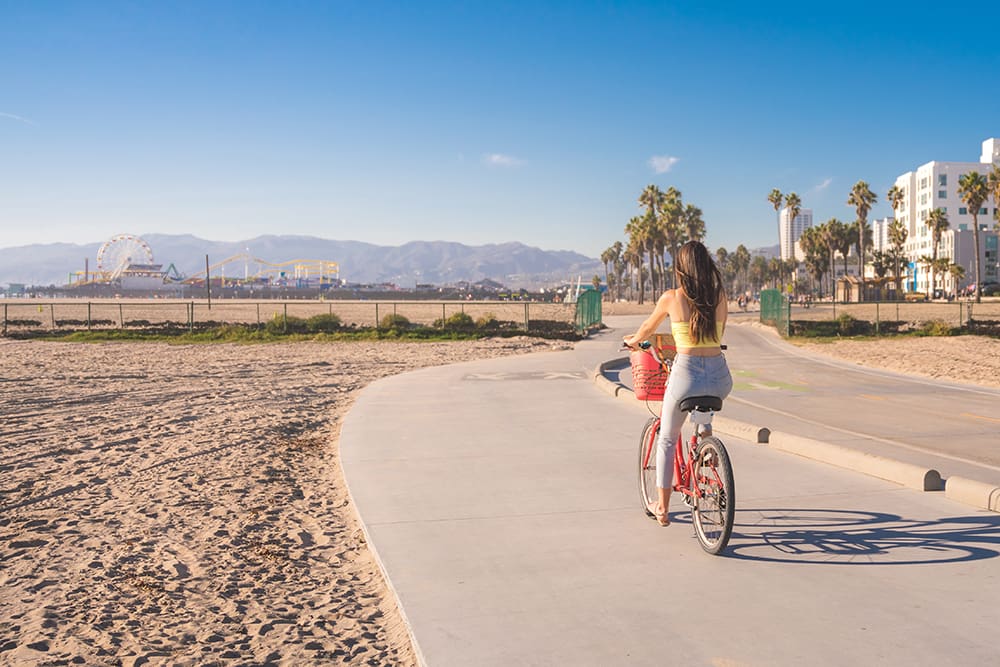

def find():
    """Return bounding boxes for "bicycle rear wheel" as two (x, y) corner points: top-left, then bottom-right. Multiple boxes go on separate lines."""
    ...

(690, 436), (735, 555)
(638, 417), (659, 516)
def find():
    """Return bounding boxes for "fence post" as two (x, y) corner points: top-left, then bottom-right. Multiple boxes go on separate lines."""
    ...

(87, 302), (92, 331)
(875, 302), (880, 336)
(524, 303), (529, 332)
(442, 302), (446, 323)
(375, 303), (380, 330)
(189, 302), (194, 333)
(50, 303), (55, 329)
(2, 303), (6, 336)
(283, 303), (288, 332)
(256, 303), (261, 329)
(119, 303), (124, 328)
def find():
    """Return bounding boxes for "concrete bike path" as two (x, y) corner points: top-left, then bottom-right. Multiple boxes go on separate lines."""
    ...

(340, 329), (1000, 666)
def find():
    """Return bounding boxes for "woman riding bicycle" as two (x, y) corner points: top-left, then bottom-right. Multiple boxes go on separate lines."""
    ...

(623, 240), (733, 526)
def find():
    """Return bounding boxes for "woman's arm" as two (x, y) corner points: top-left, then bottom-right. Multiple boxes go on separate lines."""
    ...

(623, 290), (673, 349)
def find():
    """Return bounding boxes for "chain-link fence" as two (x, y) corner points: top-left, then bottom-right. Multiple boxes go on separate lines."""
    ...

(0, 299), (578, 336)
(758, 296), (1000, 337)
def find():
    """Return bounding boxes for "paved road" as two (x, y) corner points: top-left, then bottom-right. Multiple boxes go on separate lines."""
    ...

(341, 324), (1000, 666)
(608, 313), (1000, 487)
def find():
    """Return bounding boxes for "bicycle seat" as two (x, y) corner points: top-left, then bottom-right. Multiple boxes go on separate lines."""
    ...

(678, 395), (723, 412)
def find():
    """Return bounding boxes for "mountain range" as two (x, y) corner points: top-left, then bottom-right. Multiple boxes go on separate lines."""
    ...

(0, 234), (605, 289)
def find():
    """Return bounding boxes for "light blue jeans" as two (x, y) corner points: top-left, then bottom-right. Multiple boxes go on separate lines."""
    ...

(656, 354), (733, 488)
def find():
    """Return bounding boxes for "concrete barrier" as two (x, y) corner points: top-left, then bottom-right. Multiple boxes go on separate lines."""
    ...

(767, 431), (943, 492)
(945, 476), (1000, 511)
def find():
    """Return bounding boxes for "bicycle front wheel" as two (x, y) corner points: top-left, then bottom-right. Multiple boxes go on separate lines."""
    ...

(638, 417), (659, 516)
(690, 436), (735, 555)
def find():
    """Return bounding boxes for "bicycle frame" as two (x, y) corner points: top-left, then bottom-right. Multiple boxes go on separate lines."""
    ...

(639, 416), (703, 502)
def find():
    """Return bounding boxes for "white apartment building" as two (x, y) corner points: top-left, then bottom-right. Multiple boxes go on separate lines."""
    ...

(891, 137), (999, 295)
(779, 207), (812, 261)
(871, 217), (892, 253)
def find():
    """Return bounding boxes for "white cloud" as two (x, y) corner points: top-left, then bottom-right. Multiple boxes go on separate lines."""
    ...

(813, 177), (833, 192)
(649, 155), (680, 174)
(0, 111), (36, 125)
(482, 153), (523, 167)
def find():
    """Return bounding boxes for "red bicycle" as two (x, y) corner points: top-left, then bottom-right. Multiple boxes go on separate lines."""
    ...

(631, 340), (735, 555)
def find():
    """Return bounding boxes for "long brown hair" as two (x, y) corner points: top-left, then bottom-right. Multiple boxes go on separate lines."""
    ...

(674, 241), (724, 344)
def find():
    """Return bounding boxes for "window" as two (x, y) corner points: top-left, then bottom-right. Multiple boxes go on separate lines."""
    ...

(920, 193), (928, 205)
(919, 177), (929, 189)
(938, 190), (947, 198)
(959, 207), (968, 215)
(981, 207), (988, 215)
(938, 174), (947, 187)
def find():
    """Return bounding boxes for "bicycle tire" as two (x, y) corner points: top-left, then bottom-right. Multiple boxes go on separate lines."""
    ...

(638, 417), (659, 516)
(690, 436), (735, 555)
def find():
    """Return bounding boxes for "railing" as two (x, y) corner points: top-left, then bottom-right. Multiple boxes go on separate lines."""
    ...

(759, 296), (1000, 337)
(0, 299), (577, 336)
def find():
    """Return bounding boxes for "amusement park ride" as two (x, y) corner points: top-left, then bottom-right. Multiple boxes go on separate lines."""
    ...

(68, 234), (340, 290)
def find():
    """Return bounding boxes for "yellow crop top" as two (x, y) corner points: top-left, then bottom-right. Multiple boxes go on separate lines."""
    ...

(670, 320), (725, 349)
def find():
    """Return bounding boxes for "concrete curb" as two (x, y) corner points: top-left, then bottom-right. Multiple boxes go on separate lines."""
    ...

(593, 359), (965, 499)
(766, 431), (943, 492)
(945, 476), (1000, 512)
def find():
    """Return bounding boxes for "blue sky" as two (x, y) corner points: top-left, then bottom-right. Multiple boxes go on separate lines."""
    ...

(3, 1), (1000, 258)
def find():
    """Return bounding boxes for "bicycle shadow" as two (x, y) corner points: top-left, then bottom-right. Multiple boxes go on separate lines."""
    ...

(714, 508), (1000, 565)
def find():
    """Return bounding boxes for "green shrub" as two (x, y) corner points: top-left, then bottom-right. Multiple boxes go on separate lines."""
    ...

(919, 319), (954, 336)
(379, 313), (411, 329)
(306, 313), (342, 332)
(434, 312), (475, 331)
(264, 314), (308, 334)
(836, 314), (859, 336)
(475, 312), (499, 330)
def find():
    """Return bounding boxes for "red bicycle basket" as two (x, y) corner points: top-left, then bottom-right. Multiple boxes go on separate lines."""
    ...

(630, 350), (667, 401)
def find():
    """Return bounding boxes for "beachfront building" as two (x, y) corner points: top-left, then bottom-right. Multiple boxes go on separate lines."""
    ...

(891, 137), (1000, 296)
(779, 207), (813, 261)
(871, 217), (892, 253)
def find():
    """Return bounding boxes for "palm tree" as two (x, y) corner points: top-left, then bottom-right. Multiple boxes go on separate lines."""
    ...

(847, 181), (877, 287)
(836, 222), (856, 280)
(820, 218), (847, 298)
(948, 263), (966, 298)
(682, 204), (705, 242)
(768, 188), (783, 257)
(924, 207), (950, 299)
(601, 242), (623, 302)
(886, 184), (906, 299)
(957, 171), (989, 303)
(888, 219), (908, 299)
(600, 246), (615, 299)
(799, 226), (828, 296)
(623, 240), (643, 303)
(638, 185), (667, 294)
(749, 255), (768, 293)
(660, 187), (686, 289)
(733, 244), (751, 297)
(639, 184), (665, 220)
(989, 165), (1000, 228)
(624, 216), (647, 304)
(784, 192), (802, 283)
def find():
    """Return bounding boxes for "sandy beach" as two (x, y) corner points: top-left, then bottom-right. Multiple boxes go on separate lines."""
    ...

(3, 314), (997, 666)
(0, 337), (570, 666)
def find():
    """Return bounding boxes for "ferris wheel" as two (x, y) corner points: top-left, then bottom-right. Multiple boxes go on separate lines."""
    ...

(96, 234), (154, 276)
